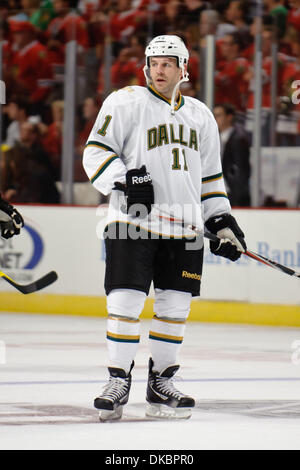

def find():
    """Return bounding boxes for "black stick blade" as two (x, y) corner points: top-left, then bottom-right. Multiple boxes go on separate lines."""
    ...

(0, 270), (58, 294)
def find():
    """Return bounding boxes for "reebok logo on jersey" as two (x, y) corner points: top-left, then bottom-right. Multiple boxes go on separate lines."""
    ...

(131, 174), (152, 184)
(182, 270), (201, 280)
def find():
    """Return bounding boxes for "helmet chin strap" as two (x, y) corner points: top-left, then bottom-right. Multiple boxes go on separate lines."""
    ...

(143, 65), (151, 85)
(170, 67), (189, 116)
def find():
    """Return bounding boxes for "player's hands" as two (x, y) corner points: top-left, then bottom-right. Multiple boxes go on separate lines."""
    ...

(0, 196), (24, 239)
(205, 213), (246, 261)
(114, 165), (154, 218)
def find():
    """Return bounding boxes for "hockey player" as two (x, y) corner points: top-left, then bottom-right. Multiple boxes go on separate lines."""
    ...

(83, 35), (246, 421)
(0, 194), (24, 239)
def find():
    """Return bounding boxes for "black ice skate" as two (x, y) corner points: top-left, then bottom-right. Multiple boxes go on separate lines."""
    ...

(94, 362), (134, 421)
(146, 358), (195, 419)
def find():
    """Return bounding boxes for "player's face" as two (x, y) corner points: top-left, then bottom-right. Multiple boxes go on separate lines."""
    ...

(149, 57), (182, 99)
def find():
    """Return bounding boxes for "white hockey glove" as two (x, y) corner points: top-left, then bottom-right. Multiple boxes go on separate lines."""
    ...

(205, 213), (246, 262)
(0, 196), (24, 239)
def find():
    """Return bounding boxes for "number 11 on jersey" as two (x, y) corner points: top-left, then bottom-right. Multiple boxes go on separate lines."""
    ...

(172, 148), (188, 171)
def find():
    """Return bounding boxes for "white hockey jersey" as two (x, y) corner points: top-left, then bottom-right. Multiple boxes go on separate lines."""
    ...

(83, 85), (231, 238)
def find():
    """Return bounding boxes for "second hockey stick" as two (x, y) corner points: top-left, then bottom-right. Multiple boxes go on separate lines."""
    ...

(0, 270), (58, 294)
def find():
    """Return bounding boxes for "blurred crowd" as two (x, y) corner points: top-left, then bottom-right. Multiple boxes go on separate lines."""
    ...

(0, 0), (300, 206)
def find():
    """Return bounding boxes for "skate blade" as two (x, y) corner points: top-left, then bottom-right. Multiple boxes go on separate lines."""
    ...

(145, 403), (192, 420)
(99, 406), (123, 422)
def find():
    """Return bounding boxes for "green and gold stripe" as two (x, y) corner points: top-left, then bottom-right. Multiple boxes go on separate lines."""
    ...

(202, 172), (223, 184)
(147, 85), (185, 111)
(90, 155), (118, 183)
(85, 140), (116, 153)
(201, 191), (228, 202)
(108, 315), (139, 323)
(149, 331), (183, 344)
(106, 331), (140, 343)
(153, 315), (186, 325)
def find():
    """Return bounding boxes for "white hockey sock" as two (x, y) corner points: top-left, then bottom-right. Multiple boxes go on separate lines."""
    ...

(149, 289), (191, 372)
(106, 289), (146, 374)
(149, 315), (186, 372)
(107, 315), (140, 374)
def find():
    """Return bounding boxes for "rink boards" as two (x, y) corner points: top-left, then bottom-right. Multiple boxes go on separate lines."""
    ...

(0, 205), (299, 326)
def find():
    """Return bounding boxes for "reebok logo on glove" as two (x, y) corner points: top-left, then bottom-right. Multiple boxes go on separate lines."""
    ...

(114, 165), (154, 218)
(131, 174), (152, 185)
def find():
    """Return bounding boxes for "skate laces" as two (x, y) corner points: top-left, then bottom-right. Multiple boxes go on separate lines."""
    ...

(100, 376), (129, 401)
(155, 375), (186, 400)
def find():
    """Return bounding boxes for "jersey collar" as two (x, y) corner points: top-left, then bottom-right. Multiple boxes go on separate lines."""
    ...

(147, 85), (185, 111)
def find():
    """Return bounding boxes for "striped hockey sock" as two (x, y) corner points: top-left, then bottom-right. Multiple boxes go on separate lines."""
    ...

(149, 315), (186, 372)
(106, 314), (140, 374)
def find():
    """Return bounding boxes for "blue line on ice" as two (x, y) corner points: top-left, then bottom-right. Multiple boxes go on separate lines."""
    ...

(0, 377), (300, 386)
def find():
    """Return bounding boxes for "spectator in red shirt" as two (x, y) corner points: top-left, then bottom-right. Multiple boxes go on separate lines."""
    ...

(46, 0), (89, 66)
(105, 0), (148, 44)
(97, 0), (162, 50)
(98, 33), (146, 95)
(215, 31), (250, 113)
(112, 34), (146, 88)
(8, 18), (53, 115)
(287, 0), (300, 32)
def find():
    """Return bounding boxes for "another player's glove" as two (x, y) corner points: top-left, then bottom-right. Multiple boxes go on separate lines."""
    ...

(0, 196), (24, 239)
(205, 213), (246, 262)
(114, 165), (154, 217)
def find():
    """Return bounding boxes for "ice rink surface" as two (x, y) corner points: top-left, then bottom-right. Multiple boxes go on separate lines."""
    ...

(1, 312), (300, 450)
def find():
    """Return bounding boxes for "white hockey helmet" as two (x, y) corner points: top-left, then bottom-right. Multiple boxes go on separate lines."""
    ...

(143, 35), (189, 114)
(145, 35), (189, 70)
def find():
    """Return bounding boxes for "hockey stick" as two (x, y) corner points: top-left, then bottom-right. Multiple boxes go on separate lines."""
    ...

(0, 270), (58, 294)
(203, 230), (300, 279)
(156, 212), (300, 280)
